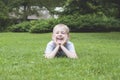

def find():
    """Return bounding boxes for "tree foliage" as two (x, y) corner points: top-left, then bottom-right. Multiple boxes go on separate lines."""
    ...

(0, 0), (8, 19)
(61, 0), (120, 18)
(7, 0), (64, 20)
(1, 0), (120, 32)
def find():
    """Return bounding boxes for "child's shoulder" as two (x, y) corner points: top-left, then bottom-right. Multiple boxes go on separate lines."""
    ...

(48, 40), (54, 43)
(47, 40), (55, 46)
(66, 41), (74, 45)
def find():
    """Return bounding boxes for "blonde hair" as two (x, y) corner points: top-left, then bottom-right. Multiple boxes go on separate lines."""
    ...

(53, 24), (70, 33)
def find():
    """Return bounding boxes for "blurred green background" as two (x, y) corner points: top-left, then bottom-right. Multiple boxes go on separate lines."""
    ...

(0, 0), (120, 32)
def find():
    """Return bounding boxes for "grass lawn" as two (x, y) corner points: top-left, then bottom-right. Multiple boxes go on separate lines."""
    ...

(0, 32), (120, 80)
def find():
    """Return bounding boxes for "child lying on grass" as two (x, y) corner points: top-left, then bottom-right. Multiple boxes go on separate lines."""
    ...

(44, 24), (78, 59)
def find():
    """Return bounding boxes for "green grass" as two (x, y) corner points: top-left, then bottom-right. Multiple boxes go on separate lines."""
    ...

(0, 32), (120, 80)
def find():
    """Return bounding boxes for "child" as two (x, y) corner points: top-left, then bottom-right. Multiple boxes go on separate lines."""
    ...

(44, 24), (78, 59)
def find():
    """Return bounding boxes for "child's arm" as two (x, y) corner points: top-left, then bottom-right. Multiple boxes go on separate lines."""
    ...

(60, 45), (78, 58)
(45, 38), (60, 59)
(60, 37), (78, 58)
(59, 36), (78, 58)
(45, 45), (59, 59)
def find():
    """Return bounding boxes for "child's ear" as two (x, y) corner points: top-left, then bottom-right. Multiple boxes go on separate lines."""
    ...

(67, 34), (70, 40)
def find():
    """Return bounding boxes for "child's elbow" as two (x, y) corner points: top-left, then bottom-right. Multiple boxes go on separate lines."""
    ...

(69, 56), (78, 59)
(68, 53), (78, 59)
(44, 53), (54, 59)
(45, 56), (53, 59)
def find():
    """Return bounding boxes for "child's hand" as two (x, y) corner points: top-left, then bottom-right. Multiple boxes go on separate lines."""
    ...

(53, 37), (59, 46)
(61, 37), (68, 46)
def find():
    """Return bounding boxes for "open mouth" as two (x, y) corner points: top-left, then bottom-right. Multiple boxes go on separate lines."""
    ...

(56, 38), (64, 43)
(56, 38), (64, 40)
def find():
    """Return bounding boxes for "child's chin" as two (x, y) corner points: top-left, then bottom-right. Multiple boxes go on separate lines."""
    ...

(57, 40), (62, 44)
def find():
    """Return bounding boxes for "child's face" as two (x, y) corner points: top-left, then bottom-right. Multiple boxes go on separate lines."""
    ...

(52, 27), (69, 44)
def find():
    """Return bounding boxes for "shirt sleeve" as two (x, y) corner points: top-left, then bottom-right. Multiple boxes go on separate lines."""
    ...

(45, 41), (55, 54)
(66, 41), (76, 53)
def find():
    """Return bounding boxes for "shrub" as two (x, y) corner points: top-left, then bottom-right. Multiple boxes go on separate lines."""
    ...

(8, 14), (120, 33)
(9, 21), (31, 32)
(58, 14), (120, 32)
(29, 20), (51, 33)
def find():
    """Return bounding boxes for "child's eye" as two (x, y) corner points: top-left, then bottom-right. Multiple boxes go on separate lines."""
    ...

(56, 32), (59, 34)
(61, 32), (66, 34)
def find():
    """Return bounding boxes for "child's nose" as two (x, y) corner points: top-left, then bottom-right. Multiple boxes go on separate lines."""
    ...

(58, 33), (62, 36)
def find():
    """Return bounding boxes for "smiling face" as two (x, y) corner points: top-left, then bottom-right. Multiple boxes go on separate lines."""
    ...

(52, 24), (69, 44)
